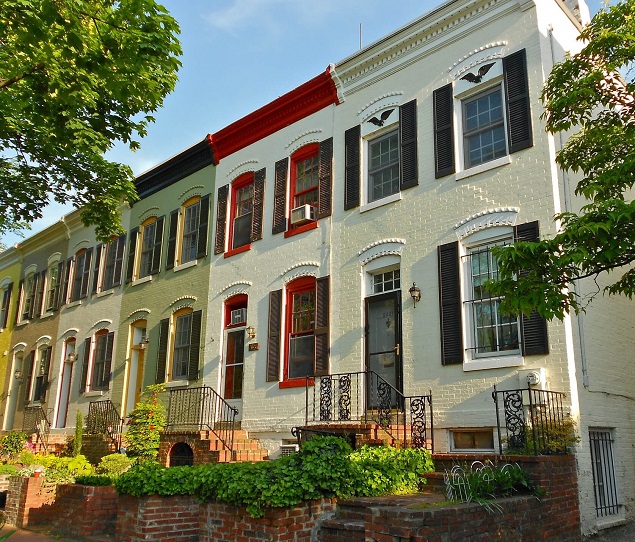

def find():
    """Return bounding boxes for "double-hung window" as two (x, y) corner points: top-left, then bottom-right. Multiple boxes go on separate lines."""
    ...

(344, 100), (417, 210)
(156, 309), (203, 383)
(214, 171), (264, 256)
(433, 49), (533, 178)
(166, 195), (210, 269)
(70, 248), (92, 302)
(0, 282), (12, 328)
(266, 276), (330, 386)
(125, 216), (165, 282)
(438, 220), (548, 369)
(44, 265), (58, 312)
(95, 234), (125, 292)
(139, 220), (158, 278)
(79, 330), (114, 392)
(270, 139), (333, 237)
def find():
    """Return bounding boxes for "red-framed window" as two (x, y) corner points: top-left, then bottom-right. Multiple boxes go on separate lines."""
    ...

(289, 144), (319, 227)
(284, 277), (316, 381)
(229, 173), (255, 252)
(224, 294), (247, 400)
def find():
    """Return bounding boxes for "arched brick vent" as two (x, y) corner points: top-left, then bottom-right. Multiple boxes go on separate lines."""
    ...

(168, 442), (194, 467)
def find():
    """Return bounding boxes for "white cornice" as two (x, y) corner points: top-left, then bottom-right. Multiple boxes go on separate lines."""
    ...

(219, 281), (252, 296)
(454, 207), (519, 239)
(358, 239), (406, 257)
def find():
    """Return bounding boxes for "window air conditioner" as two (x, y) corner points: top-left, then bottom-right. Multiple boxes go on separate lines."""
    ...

(290, 204), (317, 226)
(230, 308), (247, 326)
(280, 444), (299, 456)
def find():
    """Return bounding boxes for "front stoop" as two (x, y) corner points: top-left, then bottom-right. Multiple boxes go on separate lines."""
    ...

(158, 429), (269, 466)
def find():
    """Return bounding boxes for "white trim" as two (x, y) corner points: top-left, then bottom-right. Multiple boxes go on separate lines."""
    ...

(463, 354), (524, 371)
(360, 192), (402, 213)
(131, 275), (153, 287)
(455, 155), (511, 181)
(174, 260), (198, 273)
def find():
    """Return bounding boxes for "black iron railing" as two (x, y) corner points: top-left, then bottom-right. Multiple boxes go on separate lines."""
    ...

(166, 386), (238, 452)
(23, 405), (51, 453)
(86, 400), (124, 451)
(492, 385), (568, 455)
(304, 371), (434, 452)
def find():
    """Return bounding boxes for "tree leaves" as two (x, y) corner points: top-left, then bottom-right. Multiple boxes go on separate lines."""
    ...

(490, 0), (635, 320)
(0, 0), (182, 240)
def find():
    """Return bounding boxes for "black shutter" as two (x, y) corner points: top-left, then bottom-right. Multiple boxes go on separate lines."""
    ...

(101, 332), (115, 389)
(434, 83), (455, 178)
(80, 248), (93, 299)
(251, 169), (266, 242)
(166, 209), (179, 269)
(214, 185), (229, 255)
(156, 318), (169, 384)
(52, 261), (64, 310)
(61, 257), (73, 306)
(92, 244), (102, 293)
(438, 241), (463, 365)
(344, 125), (361, 210)
(196, 195), (210, 259)
(266, 289), (282, 382)
(79, 338), (91, 393)
(113, 234), (126, 286)
(188, 310), (202, 380)
(1, 283), (12, 328)
(151, 217), (164, 275)
(15, 280), (23, 325)
(314, 276), (330, 376)
(33, 271), (45, 318)
(514, 221), (549, 355)
(125, 228), (139, 283)
(272, 158), (288, 234)
(399, 100), (418, 190)
(317, 138), (333, 219)
(24, 351), (35, 405)
(27, 273), (38, 320)
(504, 49), (533, 153)
(38, 346), (52, 402)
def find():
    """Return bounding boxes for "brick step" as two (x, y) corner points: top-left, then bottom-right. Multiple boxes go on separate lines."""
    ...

(319, 518), (365, 542)
(423, 471), (446, 490)
(333, 501), (367, 522)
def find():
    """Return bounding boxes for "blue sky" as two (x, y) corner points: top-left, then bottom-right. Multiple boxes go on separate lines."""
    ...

(1, 0), (607, 247)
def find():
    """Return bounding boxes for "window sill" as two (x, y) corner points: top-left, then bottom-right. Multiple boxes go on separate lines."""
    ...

(279, 378), (314, 389)
(83, 390), (104, 397)
(174, 260), (198, 272)
(165, 380), (189, 389)
(455, 155), (511, 181)
(360, 192), (402, 213)
(39, 312), (54, 320)
(96, 288), (115, 298)
(15, 320), (29, 328)
(463, 354), (523, 372)
(131, 275), (153, 287)
(284, 221), (318, 238)
(63, 300), (82, 310)
(224, 244), (252, 259)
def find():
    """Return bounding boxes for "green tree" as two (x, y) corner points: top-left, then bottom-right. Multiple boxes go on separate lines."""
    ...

(123, 384), (166, 462)
(0, 0), (181, 241)
(489, 0), (635, 320)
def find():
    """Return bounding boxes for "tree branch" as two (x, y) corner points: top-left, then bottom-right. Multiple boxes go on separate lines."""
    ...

(0, 64), (45, 91)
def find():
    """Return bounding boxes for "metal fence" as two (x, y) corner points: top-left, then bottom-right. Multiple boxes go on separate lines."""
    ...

(304, 371), (433, 452)
(23, 405), (51, 453)
(589, 429), (620, 517)
(166, 386), (238, 452)
(492, 384), (568, 455)
(86, 400), (124, 451)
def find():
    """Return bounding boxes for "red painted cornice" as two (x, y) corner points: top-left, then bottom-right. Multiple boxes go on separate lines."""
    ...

(209, 67), (340, 164)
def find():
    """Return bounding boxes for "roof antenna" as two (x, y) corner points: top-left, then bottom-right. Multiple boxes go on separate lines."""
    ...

(359, 23), (362, 49)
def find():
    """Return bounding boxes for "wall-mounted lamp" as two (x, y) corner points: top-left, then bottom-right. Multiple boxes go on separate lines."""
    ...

(138, 336), (150, 350)
(409, 282), (421, 308)
(246, 326), (256, 340)
(13, 370), (23, 381)
(65, 352), (77, 364)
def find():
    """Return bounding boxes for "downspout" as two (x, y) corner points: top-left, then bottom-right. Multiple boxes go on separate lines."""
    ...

(548, 25), (589, 388)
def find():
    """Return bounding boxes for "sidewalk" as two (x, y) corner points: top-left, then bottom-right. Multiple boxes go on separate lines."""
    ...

(0, 525), (108, 541)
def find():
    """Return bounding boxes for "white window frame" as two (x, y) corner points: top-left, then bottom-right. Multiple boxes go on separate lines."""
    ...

(449, 429), (496, 453)
(460, 226), (522, 371)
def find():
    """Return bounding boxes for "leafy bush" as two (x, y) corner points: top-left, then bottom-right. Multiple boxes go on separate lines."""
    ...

(0, 432), (28, 462)
(75, 474), (116, 486)
(116, 437), (434, 517)
(73, 410), (84, 457)
(96, 454), (133, 476)
(0, 465), (18, 476)
(123, 384), (166, 461)
(20, 454), (96, 487)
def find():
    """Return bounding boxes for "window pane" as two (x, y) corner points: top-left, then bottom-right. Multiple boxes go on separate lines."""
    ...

(372, 270), (400, 294)
(140, 221), (157, 278)
(173, 313), (192, 379)
(232, 213), (252, 249)
(181, 202), (200, 264)
(368, 131), (399, 202)
(45, 267), (58, 311)
(292, 291), (315, 333)
(289, 335), (314, 379)
(463, 88), (506, 168)
(295, 155), (319, 194)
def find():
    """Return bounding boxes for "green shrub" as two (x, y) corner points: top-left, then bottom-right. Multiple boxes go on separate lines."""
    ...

(96, 454), (133, 476)
(75, 474), (116, 486)
(116, 436), (434, 518)
(0, 432), (28, 461)
(508, 414), (580, 455)
(123, 384), (166, 461)
(73, 410), (83, 457)
(0, 465), (18, 476)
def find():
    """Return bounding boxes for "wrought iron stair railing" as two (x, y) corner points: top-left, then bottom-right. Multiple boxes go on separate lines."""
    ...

(304, 371), (434, 452)
(166, 386), (238, 452)
(492, 384), (568, 455)
(23, 405), (51, 453)
(86, 400), (124, 451)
